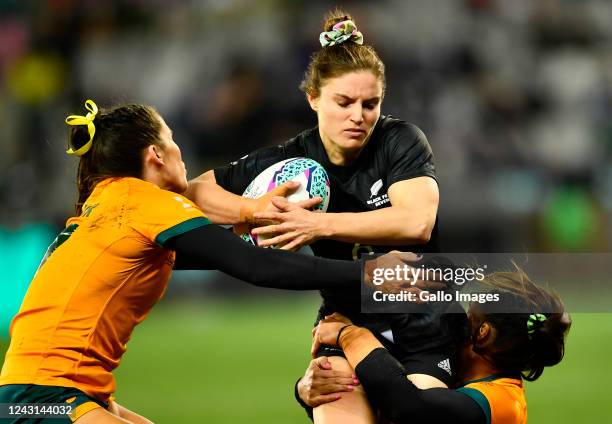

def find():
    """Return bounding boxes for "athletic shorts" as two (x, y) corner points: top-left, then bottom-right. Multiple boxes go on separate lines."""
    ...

(0, 384), (107, 423)
(315, 342), (457, 387)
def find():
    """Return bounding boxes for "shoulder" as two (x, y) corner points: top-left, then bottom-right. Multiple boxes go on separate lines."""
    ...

(371, 116), (434, 172)
(376, 115), (429, 149)
(126, 178), (202, 214)
(283, 126), (318, 156)
(459, 379), (526, 424)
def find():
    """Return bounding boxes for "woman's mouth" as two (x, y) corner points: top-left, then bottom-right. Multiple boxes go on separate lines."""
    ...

(344, 128), (366, 137)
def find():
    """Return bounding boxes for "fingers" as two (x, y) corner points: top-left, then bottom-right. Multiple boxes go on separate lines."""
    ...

(251, 223), (285, 236)
(385, 251), (422, 264)
(311, 362), (358, 383)
(328, 312), (351, 323)
(270, 197), (292, 211)
(311, 338), (320, 358)
(313, 355), (329, 367)
(278, 237), (305, 251)
(413, 280), (447, 291)
(311, 327), (321, 357)
(294, 197), (322, 210)
(268, 181), (300, 198)
(257, 232), (297, 248)
(309, 393), (343, 407)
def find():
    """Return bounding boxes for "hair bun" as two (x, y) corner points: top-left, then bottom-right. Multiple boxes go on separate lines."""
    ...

(319, 19), (363, 47)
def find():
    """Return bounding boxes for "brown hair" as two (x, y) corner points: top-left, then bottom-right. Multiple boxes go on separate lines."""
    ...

(67, 103), (162, 215)
(471, 266), (571, 381)
(299, 8), (385, 98)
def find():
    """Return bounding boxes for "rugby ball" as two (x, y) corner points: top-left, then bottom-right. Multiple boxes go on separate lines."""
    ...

(240, 157), (330, 246)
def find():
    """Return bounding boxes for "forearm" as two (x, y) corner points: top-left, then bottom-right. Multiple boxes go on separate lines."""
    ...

(183, 173), (255, 225)
(354, 349), (485, 424)
(169, 225), (360, 290)
(339, 327), (385, 368)
(322, 206), (435, 245)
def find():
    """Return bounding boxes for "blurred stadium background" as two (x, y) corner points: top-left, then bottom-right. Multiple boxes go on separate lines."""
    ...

(1, 0), (611, 422)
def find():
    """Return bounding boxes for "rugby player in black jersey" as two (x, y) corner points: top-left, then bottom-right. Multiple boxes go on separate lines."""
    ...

(185, 9), (461, 423)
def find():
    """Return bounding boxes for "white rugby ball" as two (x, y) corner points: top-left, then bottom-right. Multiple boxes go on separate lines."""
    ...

(240, 157), (330, 246)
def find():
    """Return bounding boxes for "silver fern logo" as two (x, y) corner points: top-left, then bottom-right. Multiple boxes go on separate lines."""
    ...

(370, 179), (383, 198)
(367, 179), (390, 207)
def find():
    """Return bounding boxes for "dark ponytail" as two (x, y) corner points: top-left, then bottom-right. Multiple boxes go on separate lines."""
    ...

(67, 103), (162, 215)
(471, 267), (571, 381)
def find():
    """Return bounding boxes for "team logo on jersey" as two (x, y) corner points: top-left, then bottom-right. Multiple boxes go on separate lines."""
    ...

(369, 179), (383, 197)
(173, 196), (195, 210)
(437, 358), (452, 375)
(366, 179), (390, 207)
(81, 203), (99, 217)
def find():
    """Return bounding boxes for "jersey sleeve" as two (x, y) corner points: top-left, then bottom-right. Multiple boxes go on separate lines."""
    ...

(130, 187), (211, 247)
(213, 144), (289, 194)
(354, 348), (486, 424)
(457, 380), (525, 424)
(456, 386), (492, 424)
(384, 122), (437, 187)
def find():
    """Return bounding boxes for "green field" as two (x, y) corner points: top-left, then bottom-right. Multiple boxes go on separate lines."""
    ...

(1, 295), (610, 423)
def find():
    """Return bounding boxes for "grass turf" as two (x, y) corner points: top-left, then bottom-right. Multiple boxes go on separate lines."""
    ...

(1, 296), (610, 423)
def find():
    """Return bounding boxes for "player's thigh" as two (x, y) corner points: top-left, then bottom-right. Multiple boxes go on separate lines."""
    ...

(313, 356), (376, 424)
(111, 401), (154, 424)
(74, 406), (132, 423)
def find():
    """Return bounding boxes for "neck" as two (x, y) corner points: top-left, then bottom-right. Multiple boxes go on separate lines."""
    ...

(318, 130), (363, 166)
(141, 166), (163, 189)
(459, 351), (501, 384)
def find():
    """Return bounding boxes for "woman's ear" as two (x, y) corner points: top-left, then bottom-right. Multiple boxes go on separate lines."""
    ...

(476, 322), (491, 342)
(144, 145), (164, 166)
(474, 322), (497, 351)
(307, 93), (319, 112)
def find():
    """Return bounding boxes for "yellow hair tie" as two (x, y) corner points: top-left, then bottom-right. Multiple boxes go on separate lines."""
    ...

(65, 99), (99, 156)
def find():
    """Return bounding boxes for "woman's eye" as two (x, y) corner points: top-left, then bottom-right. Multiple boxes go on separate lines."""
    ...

(338, 102), (349, 108)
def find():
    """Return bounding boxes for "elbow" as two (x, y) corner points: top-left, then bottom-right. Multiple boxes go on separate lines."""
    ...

(403, 216), (435, 244)
(411, 224), (431, 244)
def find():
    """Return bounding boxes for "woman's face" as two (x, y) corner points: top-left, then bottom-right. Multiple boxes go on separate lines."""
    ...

(309, 70), (382, 160)
(157, 117), (188, 193)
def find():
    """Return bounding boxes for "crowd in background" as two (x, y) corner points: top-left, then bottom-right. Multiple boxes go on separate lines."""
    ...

(1, 0), (611, 254)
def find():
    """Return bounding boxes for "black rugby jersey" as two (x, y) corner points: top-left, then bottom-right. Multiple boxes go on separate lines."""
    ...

(214, 115), (448, 343)
(214, 114), (439, 260)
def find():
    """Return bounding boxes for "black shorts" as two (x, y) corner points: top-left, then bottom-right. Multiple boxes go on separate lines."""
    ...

(0, 384), (107, 423)
(315, 343), (457, 388)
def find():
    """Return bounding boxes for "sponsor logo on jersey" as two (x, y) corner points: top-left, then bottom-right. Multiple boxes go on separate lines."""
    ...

(379, 328), (394, 343)
(437, 358), (452, 375)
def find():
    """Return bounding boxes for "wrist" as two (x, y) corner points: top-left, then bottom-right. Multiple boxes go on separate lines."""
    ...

(238, 198), (258, 224)
(318, 212), (335, 239)
(338, 326), (367, 349)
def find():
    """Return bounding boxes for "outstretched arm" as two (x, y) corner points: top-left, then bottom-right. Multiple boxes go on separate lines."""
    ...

(182, 170), (248, 225)
(167, 224), (358, 290)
